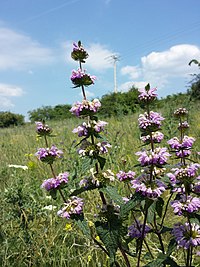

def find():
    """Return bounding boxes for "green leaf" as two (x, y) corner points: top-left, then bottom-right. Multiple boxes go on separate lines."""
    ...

(156, 197), (164, 218)
(95, 214), (124, 264)
(97, 156), (106, 170)
(166, 238), (177, 256)
(49, 188), (57, 200)
(144, 253), (167, 267)
(120, 193), (144, 219)
(70, 184), (98, 197)
(73, 214), (91, 239)
(165, 257), (180, 267)
(146, 200), (156, 224)
(81, 157), (94, 172)
(145, 83), (150, 91)
(100, 186), (124, 206)
(160, 226), (173, 234)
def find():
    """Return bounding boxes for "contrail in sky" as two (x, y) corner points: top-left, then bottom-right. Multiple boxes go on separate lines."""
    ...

(19, 0), (81, 24)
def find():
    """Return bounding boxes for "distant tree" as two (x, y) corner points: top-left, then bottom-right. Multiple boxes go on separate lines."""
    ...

(0, 111), (25, 128)
(98, 86), (140, 117)
(28, 104), (73, 122)
(188, 59), (200, 100)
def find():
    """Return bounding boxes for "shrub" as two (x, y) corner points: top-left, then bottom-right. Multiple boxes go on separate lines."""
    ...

(0, 111), (24, 128)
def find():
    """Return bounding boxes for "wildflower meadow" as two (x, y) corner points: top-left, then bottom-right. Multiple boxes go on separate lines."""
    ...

(1, 41), (200, 267)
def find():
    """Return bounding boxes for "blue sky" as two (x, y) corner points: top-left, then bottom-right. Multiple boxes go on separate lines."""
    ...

(0, 0), (200, 119)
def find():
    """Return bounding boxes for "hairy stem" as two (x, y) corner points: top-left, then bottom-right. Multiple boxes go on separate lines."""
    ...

(137, 209), (148, 267)
(160, 192), (173, 229)
(119, 244), (131, 267)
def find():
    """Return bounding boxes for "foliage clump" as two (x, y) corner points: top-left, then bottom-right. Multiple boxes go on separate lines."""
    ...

(0, 111), (24, 128)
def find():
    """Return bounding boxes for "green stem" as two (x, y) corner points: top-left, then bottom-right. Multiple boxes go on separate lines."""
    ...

(189, 246), (193, 267)
(153, 215), (165, 255)
(186, 246), (191, 267)
(160, 192), (173, 229)
(119, 244), (131, 267)
(79, 60), (87, 100)
(132, 214), (154, 259)
(92, 237), (109, 255)
(137, 208), (148, 267)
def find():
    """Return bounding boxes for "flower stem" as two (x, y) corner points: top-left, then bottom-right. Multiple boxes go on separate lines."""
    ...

(160, 192), (173, 229)
(137, 208), (148, 267)
(119, 244), (131, 267)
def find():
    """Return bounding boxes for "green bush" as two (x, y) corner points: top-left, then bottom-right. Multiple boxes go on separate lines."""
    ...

(0, 111), (25, 128)
(28, 104), (73, 122)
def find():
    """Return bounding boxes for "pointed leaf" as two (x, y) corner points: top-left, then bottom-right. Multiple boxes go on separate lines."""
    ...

(70, 184), (98, 197)
(144, 253), (167, 267)
(81, 157), (93, 172)
(165, 257), (180, 267)
(97, 156), (106, 170)
(156, 197), (164, 218)
(100, 186), (124, 206)
(95, 220), (118, 263)
(73, 214), (91, 239)
(166, 238), (177, 256)
(147, 201), (156, 224)
(120, 193), (144, 219)
(49, 188), (57, 200)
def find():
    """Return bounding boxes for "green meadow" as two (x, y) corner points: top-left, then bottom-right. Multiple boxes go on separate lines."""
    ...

(1, 99), (200, 267)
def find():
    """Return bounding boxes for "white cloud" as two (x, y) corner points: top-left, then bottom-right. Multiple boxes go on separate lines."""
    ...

(0, 96), (14, 109)
(65, 41), (116, 71)
(120, 44), (200, 93)
(120, 65), (141, 79)
(141, 44), (200, 77)
(119, 81), (148, 92)
(0, 27), (54, 70)
(0, 83), (25, 109)
(87, 43), (116, 71)
(0, 84), (24, 97)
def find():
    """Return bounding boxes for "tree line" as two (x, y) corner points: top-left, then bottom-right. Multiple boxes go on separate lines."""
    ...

(1, 66), (200, 128)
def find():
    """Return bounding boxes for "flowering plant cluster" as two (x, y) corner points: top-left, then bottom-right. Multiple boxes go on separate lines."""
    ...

(165, 107), (200, 263)
(34, 41), (200, 267)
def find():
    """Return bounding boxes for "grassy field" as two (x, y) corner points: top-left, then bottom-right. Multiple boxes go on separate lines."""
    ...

(1, 101), (200, 266)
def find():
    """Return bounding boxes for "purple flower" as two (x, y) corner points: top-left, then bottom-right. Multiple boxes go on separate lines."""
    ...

(57, 196), (84, 219)
(122, 197), (130, 203)
(167, 137), (180, 150)
(138, 86), (157, 102)
(140, 131), (164, 144)
(194, 176), (200, 193)
(174, 107), (188, 117)
(167, 163), (200, 186)
(171, 195), (200, 215)
(172, 222), (200, 249)
(168, 135), (195, 158)
(138, 111), (164, 131)
(71, 68), (96, 87)
(41, 172), (69, 191)
(175, 149), (191, 158)
(71, 41), (88, 62)
(70, 99), (101, 117)
(178, 121), (189, 130)
(96, 141), (112, 154)
(72, 122), (88, 137)
(131, 176), (167, 198)
(136, 147), (170, 166)
(182, 136), (196, 148)
(79, 178), (89, 188)
(35, 145), (63, 164)
(128, 220), (151, 238)
(93, 120), (108, 133)
(116, 170), (135, 182)
(35, 121), (52, 136)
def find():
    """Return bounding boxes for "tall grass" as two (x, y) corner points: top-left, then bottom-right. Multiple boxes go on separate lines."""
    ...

(1, 102), (200, 266)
